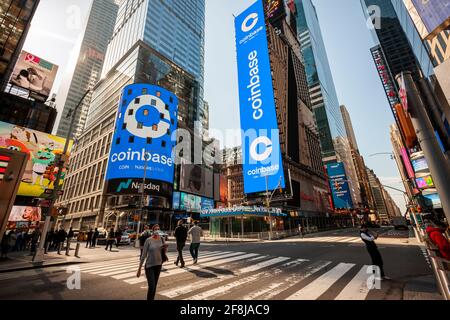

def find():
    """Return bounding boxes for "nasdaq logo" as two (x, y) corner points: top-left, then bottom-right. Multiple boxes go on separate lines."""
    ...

(116, 179), (132, 193)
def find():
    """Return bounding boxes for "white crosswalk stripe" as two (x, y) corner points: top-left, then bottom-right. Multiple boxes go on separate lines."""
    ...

(300, 236), (362, 244)
(68, 249), (380, 300)
(286, 263), (355, 300)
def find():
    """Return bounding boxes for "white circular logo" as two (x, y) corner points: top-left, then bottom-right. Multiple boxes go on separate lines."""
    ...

(250, 136), (273, 162)
(241, 13), (259, 32)
(123, 94), (171, 139)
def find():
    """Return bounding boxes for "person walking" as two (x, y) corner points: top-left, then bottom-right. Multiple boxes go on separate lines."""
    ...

(86, 229), (93, 248)
(138, 225), (152, 257)
(360, 224), (389, 280)
(115, 229), (122, 248)
(1, 231), (10, 259)
(105, 228), (115, 251)
(8, 230), (17, 252)
(30, 227), (41, 255)
(14, 230), (23, 252)
(299, 224), (305, 239)
(67, 227), (74, 250)
(188, 221), (203, 264)
(136, 224), (168, 300)
(174, 220), (188, 268)
(91, 228), (99, 248)
(56, 226), (67, 253)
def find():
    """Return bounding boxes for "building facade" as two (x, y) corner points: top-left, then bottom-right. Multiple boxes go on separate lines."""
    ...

(0, 0), (40, 90)
(55, 0), (206, 230)
(56, 0), (119, 140)
(295, 0), (346, 163)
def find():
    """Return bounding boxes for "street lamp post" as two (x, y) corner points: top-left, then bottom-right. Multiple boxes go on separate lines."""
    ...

(33, 89), (91, 263)
(265, 175), (282, 241)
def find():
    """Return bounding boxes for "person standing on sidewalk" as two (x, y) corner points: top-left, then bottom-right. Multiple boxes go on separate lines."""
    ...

(360, 224), (390, 280)
(136, 224), (168, 300)
(91, 228), (99, 248)
(105, 228), (115, 251)
(56, 226), (67, 252)
(30, 227), (41, 255)
(86, 229), (93, 248)
(1, 231), (10, 259)
(174, 220), (187, 268)
(188, 221), (203, 264)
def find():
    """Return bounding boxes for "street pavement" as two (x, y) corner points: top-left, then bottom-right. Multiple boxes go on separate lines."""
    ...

(0, 227), (441, 300)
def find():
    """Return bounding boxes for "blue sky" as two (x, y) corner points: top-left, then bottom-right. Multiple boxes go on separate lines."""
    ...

(22, 0), (407, 212)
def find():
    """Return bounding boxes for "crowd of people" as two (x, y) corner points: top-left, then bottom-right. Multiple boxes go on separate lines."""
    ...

(0, 227), (41, 259)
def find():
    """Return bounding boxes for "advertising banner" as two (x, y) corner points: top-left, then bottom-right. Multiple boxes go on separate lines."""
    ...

(9, 51), (59, 100)
(235, 0), (285, 194)
(326, 162), (354, 209)
(105, 84), (178, 197)
(8, 206), (42, 222)
(0, 121), (72, 197)
(179, 164), (214, 198)
(411, 0), (450, 36)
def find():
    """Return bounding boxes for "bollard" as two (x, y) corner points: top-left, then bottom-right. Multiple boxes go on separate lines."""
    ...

(75, 242), (81, 258)
(65, 242), (70, 256)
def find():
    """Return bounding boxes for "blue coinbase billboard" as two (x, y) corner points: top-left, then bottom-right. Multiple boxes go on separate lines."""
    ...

(326, 162), (354, 209)
(235, 0), (285, 194)
(105, 84), (178, 196)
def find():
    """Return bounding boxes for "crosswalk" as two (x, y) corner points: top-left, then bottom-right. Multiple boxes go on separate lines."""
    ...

(72, 249), (383, 300)
(298, 236), (363, 244)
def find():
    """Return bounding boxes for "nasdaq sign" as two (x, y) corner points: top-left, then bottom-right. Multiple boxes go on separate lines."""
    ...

(235, 0), (285, 194)
(105, 84), (178, 196)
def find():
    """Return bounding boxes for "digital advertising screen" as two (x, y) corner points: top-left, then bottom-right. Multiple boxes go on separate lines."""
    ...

(105, 84), (178, 197)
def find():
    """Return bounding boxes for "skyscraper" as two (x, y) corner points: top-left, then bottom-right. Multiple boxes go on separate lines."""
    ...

(0, 0), (40, 90)
(295, 0), (346, 162)
(56, 0), (119, 140)
(340, 105), (359, 152)
(55, 0), (206, 230)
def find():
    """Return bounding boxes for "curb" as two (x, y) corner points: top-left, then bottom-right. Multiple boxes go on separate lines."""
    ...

(0, 260), (86, 274)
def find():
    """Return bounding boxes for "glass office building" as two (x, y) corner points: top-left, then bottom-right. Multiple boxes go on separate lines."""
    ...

(0, 0), (40, 90)
(57, 0), (119, 140)
(295, 0), (346, 161)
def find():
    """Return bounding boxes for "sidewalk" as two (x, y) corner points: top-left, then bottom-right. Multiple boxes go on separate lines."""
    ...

(0, 242), (139, 273)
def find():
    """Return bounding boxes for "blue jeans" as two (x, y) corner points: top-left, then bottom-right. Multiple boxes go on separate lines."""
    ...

(190, 243), (200, 260)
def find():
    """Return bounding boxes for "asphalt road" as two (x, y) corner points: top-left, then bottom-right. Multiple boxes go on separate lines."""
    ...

(0, 227), (433, 300)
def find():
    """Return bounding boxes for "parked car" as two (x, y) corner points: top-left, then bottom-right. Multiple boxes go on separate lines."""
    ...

(96, 228), (108, 245)
(119, 232), (131, 245)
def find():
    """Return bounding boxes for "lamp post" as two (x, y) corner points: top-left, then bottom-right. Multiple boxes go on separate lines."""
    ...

(33, 89), (91, 262)
(265, 175), (283, 241)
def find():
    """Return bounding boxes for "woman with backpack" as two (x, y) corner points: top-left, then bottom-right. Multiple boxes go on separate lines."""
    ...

(136, 224), (168, 300)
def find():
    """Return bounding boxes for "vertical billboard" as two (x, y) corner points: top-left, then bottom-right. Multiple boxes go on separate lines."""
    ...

(105, 84), (178, 197)
(9, 51), (59, 100)
(0, 121), (72, 197)
(235, 0), (285, 194)
(326, 162), (354, 209)
(411, 0), (450, 37)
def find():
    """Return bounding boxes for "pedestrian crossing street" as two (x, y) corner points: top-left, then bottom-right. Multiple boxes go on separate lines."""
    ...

(73, 249), (382, 300)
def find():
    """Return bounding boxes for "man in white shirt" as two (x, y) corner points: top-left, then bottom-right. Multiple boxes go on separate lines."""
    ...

(360, 224), (390, 280)
(188, 221), (203, 264)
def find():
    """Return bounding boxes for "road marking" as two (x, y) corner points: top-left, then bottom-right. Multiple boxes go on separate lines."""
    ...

(159, 257), (298, 298)
(237, 257), (290, 274)
(243, 260), (332, 300)
(335, 265), (372, 300)
(125, 253), (259, 284)
(286, 263), (355, 300)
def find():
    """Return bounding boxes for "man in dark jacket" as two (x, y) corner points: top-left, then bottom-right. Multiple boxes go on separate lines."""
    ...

(56, 226), (67, 252)
(86, 229), (93, 248)
(360, 224), (389, 280)
(91, 228), (99, 248)
(174, 220), (188, 268)
(105, 228), (115, 251)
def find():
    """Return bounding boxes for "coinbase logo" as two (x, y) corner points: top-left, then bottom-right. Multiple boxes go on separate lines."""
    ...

(250, 136), (273, 162)
(241, 12), (258, 32)
(123, 94), (171, 139)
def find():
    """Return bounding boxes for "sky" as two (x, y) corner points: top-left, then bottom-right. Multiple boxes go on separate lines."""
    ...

(22, 0), (407, 213)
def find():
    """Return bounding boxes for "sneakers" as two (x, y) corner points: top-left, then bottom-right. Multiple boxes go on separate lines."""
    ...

(193, 258), (198, 265)
(174, 261), (178, 266)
